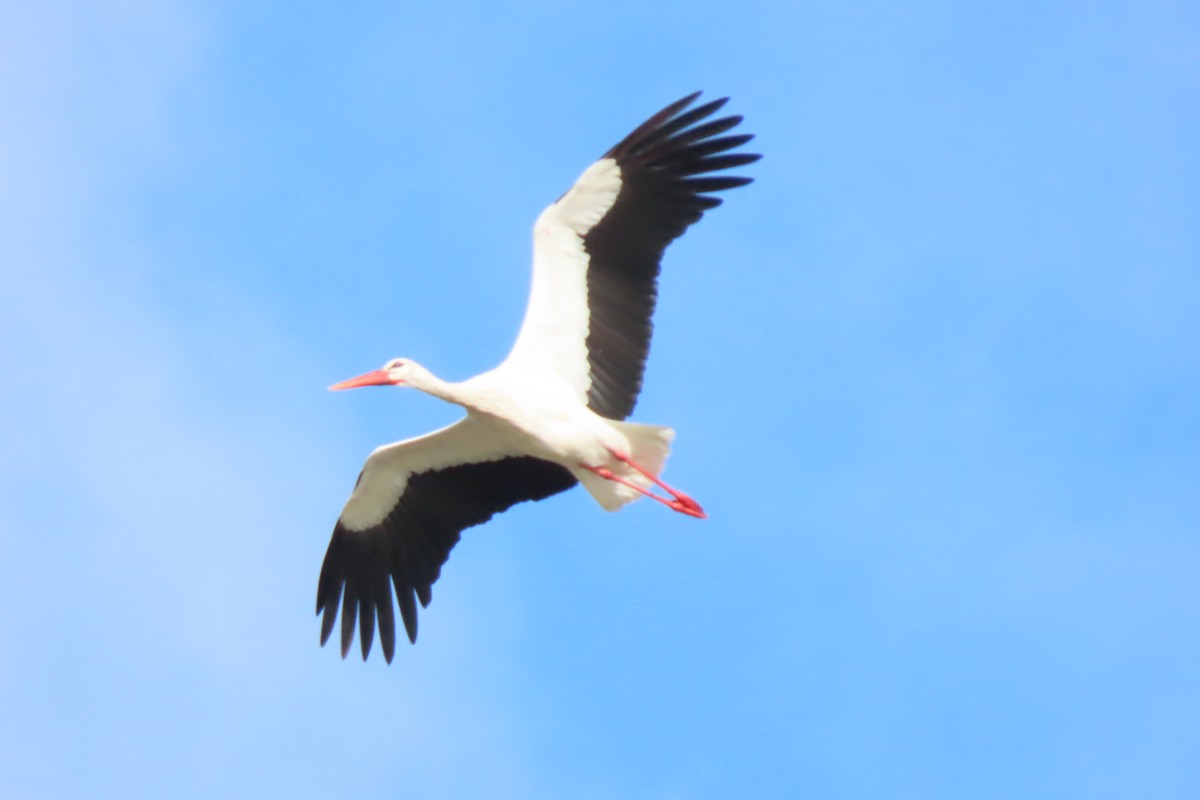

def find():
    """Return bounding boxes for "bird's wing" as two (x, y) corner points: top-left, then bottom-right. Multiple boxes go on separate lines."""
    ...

(502, 92), (760, 420)
(317, 418), (577, 662)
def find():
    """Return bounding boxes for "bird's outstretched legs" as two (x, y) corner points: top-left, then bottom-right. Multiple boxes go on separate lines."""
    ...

(582, 448), (707, 519)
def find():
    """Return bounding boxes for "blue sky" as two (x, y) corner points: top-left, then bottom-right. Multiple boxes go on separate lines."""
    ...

(2, 1), (1197, 797)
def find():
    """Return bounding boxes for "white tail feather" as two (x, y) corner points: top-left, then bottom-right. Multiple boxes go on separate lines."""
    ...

(575, 421), (675, 511)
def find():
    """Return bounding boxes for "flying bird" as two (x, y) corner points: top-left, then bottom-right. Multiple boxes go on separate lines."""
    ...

(319, 92), (760, 662)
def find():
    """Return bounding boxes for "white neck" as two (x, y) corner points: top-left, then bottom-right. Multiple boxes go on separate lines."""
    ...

(406, 362), (473, 408)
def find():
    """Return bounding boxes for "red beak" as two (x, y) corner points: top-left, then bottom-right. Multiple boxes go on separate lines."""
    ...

(328, 369), (396, 391)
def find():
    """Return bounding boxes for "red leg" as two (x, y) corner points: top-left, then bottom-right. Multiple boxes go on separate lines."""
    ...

(606, 449), (706, 517)
(581, 462), (706, 519)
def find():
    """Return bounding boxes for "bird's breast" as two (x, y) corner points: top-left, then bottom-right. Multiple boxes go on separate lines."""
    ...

(466, 388), (610, 467)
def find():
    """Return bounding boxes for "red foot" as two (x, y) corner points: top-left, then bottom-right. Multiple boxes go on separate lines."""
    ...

(669, 492), (707, 519)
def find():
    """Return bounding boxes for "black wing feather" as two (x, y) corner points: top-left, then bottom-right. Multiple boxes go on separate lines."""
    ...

(316, 457), (577, 662)
(582, 93), (760, 419)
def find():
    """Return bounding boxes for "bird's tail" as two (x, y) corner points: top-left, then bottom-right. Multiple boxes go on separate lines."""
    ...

(576, 421), (675, 511)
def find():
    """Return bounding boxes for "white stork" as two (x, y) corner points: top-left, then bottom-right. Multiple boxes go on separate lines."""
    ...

(319, 92), (759, 662)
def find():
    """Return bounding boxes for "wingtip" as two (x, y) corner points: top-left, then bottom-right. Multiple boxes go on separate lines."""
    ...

(404, 609), (418, 645)
(340, 599), (357, 658)
(318, 600), (338, 648)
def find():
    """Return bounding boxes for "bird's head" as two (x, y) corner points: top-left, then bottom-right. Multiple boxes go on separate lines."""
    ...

(329, 358), (420, 391)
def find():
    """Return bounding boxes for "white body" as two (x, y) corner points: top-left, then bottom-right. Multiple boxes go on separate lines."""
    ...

(461, 368), (675, 511)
